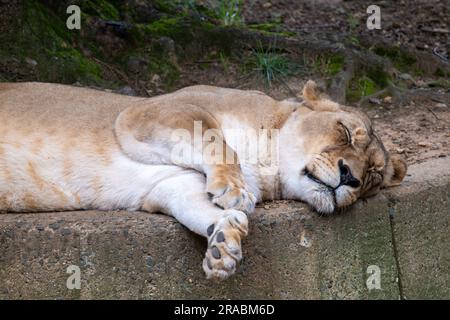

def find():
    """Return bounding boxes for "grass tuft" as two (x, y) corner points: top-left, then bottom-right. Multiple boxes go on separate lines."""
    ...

(246, 41), (294, 86)
(213, 0), (243, 26)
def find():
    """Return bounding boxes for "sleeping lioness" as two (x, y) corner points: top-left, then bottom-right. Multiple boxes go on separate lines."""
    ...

(0, 80), (406, 280)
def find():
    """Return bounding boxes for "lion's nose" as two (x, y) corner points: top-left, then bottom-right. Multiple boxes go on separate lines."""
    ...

(338, 159), (361, 188)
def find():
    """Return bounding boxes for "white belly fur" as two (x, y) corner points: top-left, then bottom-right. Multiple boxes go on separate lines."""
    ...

(0, 134), (192, 212)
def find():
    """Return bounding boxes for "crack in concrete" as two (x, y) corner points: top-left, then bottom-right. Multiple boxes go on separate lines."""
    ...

(387, 200), (405, 300)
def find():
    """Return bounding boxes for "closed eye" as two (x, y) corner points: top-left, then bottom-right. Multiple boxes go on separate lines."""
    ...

(338, 122), (351, 145)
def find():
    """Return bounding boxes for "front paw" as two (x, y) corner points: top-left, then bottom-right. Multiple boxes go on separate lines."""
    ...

(202, 210), (248, 281)
(207, 178), (256, 214)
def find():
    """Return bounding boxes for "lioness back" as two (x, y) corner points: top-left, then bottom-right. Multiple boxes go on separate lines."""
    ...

(0, 82), (293, 212)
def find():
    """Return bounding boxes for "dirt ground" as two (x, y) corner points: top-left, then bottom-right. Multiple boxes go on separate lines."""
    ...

(244, 0), (449, 53)
(1, 0), (449, 166)
(181, 0), (450, 166)
(366, 91), (450, 166)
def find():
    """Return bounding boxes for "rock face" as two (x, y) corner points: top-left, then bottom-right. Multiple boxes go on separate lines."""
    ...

(0, 158), (448, 299)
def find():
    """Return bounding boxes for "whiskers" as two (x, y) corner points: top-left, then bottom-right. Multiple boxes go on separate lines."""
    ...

(307, 154), (340, 189)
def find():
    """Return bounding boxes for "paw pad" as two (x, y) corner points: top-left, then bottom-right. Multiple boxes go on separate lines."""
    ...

(202, 210), (249, 281)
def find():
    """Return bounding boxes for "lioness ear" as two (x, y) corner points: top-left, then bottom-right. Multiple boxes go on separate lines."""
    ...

(352, 127), (370, 147)
(383, 154), (407, 187)
(302, 80), (320, 102)
(302, 80), (340, 112)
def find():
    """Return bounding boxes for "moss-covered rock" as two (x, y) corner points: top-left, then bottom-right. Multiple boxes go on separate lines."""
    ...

(248, 22), (296, 37)
(346, 76), (381, 102)
(345, 59), (393, 102)
(81, 0), (120, 20)
(327, 55), (345, 76)
(0, 0), (104, 85)
(304, 53), (345, 77)
(372, 45), (417, 73)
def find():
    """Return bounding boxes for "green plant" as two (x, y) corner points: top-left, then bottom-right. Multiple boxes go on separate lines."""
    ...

(81, 0), (120, 20)
(372, 46), (417, 72)
(428, 79), (450, 89)
(178, 0), (197, 14)
(247, 41), (293, 86)
(219, 52), (230, 74)
(347, 15), (359, 30)
(356, 76), (377, 96)
(303, 54), (344, 76)
(174, 0), (242, 26)
(248, 22), (296, 37)
(214, 0), (242, 26)
(349, 36), (359, 46)
(346, 75), (381, 102)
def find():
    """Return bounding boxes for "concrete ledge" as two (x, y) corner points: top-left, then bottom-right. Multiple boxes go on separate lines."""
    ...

(0, 158), (449, 299)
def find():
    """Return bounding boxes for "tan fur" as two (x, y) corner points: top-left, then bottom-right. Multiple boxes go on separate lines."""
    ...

(0, 81), (407, 280)
(0, 81), (406, 213)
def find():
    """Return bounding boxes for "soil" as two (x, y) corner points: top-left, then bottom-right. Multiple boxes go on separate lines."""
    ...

(166, 0), (450, 166)
(244, 0), (449, 56)
(366, 91), (450, 166)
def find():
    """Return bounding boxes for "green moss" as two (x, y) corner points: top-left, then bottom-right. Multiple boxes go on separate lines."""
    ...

(366, 66), (390, 87)
(412, 67), (424, 77)
(346, 61), (394, 102)
(148, 59), (179, 88)
(152, 0), (180, 14)
(43, 49), (102, 83)
(427, 79), (450, 89)
(327, 55), (345, 76)
(249, 23), (279, 33)
(305, 54), (344, 76)
(81, 0), (120, 20)
(248, 23), (296, 37)
(23, 1), (72, 46)
(346, 75), (382, 102)
(373, 46), (417, 72)
(145, 18), (183, 36)
(118, 38), (181, 91)
(0, 0), (104, 85)
(347, 15), (359, 30)
(434, 68), (445, 77)
(133, 16), (236, 56)
(348, 36), (360, 46)
(133, 17), (207, 45)
(219, 52), (230, 74)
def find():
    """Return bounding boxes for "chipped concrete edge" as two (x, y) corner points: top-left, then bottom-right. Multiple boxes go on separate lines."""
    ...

(0, 157), (448, 299)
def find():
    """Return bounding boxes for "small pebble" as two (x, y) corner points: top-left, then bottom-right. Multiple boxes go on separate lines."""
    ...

(369, 97), (382, 105)
(25, 57), (37, 67)
(418, 142), (430, 147)
(61, 228), (71, 236)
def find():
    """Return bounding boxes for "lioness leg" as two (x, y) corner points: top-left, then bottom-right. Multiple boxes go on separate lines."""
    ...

(115, 103), (256, 213)
(143, 170), (248, 280)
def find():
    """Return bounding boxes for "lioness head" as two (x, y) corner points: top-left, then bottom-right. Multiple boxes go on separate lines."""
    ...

(280, 80), (407, 214)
